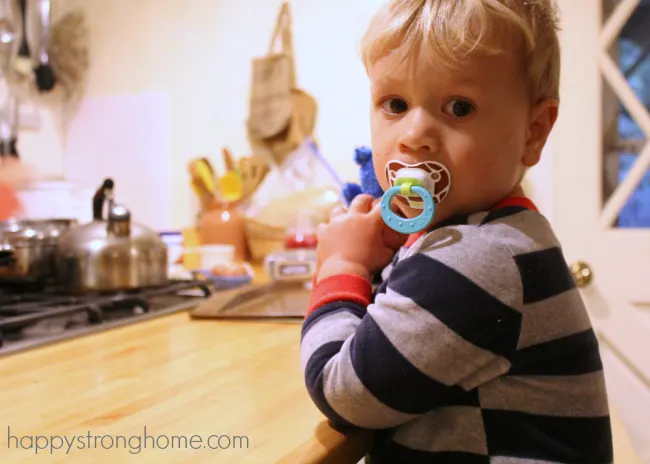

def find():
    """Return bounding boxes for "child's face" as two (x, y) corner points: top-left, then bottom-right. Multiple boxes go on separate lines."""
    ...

(368, 42), (557, 223)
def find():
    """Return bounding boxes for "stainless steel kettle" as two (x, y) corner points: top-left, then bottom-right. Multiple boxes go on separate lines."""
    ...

(56, 179), (168, 292)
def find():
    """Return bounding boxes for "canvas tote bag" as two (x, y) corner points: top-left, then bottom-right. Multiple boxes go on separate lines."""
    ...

(247, 2), (318, 167)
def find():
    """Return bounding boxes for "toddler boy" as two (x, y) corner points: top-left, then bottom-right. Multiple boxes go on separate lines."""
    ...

(300, 0), (614, 462)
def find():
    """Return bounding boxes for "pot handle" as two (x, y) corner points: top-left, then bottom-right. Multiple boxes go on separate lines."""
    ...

(0, 244), (17, 269)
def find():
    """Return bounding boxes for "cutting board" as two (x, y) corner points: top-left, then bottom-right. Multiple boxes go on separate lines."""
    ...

(64, 92), (173, 231)
(189, 281), (309, 320)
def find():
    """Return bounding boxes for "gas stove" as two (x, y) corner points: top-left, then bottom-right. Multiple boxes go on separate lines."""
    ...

(0, 280), (214, 357)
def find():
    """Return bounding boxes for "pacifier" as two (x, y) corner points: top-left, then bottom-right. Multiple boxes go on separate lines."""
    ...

(380, 161), (451, 234)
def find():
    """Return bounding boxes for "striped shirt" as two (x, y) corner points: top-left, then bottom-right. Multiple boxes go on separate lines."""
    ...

(300, 197), (613, 463)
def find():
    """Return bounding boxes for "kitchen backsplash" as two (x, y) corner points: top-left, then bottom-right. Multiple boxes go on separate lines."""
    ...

(16, 180), (93, 222)
(64, 92), (175, 231)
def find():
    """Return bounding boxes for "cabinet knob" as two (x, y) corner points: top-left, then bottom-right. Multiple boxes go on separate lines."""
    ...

(570, 261), (593, 288)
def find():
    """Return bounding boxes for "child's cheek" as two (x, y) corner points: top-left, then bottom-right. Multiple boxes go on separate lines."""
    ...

(373, 158), (391, 192)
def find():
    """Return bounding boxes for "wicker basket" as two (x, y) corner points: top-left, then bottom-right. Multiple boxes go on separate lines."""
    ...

(244, 216), (287, 262)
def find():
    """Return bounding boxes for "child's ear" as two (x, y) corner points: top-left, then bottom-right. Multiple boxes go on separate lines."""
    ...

(522, 98), (559, 167)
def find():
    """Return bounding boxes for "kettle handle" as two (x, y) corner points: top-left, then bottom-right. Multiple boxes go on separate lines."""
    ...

(92, 178), (114, 220)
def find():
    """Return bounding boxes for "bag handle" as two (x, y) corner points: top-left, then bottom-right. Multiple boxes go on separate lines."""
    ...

(268, 2), (296, 87)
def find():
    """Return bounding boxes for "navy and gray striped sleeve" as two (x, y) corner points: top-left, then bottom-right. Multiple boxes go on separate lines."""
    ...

(300, 241), (523, 430)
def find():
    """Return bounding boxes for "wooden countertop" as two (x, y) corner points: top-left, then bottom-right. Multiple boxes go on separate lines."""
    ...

(0, 311), (371, 463)
(0, 264), (639, 463)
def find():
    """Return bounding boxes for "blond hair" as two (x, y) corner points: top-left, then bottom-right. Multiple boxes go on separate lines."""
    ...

(360, 0), (561, 103)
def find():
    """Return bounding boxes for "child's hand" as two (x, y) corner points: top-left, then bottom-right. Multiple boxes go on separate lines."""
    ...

(316, 194), (406, 282)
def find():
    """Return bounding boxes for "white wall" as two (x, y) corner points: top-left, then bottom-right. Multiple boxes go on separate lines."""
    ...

(18, 0), (555, 229)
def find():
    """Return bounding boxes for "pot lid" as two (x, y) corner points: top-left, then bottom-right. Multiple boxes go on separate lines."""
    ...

(0, 222), (46, 245)
(59, 219), (159, 242)
(0, 218), (78, 245)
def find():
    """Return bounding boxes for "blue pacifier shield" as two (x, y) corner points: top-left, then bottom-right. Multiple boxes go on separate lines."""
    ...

(380, 185), (435, 234)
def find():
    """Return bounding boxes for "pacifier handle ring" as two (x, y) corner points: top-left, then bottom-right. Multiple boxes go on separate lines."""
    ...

(380, 185), (435, 234)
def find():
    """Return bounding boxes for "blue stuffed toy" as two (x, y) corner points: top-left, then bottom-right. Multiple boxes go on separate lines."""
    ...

(341, 146), (384, 206)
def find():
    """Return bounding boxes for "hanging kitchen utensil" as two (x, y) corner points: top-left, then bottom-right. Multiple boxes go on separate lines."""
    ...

(33, 0), (56, 92)
(0, 93), (20, 159)
(7, 7), (89, 108)
(56, 178), (168, 293)
(13, 0), (31, 75)
(246, 1), (318, 168)
(0, 0), (17, 71)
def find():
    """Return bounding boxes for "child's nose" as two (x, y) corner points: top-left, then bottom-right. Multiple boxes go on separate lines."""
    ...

(396, 109), (441, 156)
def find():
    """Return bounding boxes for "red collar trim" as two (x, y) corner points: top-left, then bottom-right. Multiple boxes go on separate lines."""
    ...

(404, 196), (538, 247)
(490, 196), (538, 212)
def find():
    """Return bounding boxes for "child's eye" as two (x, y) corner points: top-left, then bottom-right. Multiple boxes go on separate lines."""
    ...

(443, 99), (476, 118)
(380, 98), (408, 115)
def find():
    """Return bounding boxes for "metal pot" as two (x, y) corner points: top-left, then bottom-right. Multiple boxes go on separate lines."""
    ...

(56, 181), (168, 292)
(0, 218), (78, 283)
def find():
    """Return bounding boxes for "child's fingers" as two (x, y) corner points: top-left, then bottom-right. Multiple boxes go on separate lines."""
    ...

(369, 196), (402, 217)
(329, 206), (346, 220)
(389, 197), (402, 214)
(371, 202), (408, 249)
(382, 225), (408, 250)
(348, 194), (374, 214)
